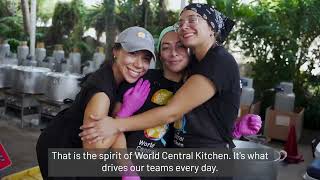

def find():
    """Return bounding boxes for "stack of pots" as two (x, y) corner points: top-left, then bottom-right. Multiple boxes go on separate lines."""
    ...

(44, 72), (82, 102)
(0, 64), (17, 88)
(11, 66), (51, 94)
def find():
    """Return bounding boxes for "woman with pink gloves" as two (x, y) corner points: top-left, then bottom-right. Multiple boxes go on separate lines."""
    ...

(36, 26), (156, 179)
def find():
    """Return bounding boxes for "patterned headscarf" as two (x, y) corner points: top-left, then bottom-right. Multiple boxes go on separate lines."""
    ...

(182, 3), (235, 43)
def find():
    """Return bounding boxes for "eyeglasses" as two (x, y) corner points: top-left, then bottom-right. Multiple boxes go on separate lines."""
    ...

(173, 15), (203, 32)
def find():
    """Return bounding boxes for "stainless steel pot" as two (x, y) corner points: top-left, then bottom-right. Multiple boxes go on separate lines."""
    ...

(44, 72), (82, 102)
(12, 66), (51, 94)
(233, 140), (287, 180)
(0, 64), (17, 88)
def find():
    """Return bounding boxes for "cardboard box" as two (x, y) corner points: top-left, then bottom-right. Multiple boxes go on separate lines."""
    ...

(263, 106), (304, 141)
(238, 101), (261, 117)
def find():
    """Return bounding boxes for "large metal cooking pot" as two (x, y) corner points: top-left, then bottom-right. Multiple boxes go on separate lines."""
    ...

(44, 72), (82, 102)
(12, 66), (51, 94)
(233, 140), (287, 180)
(0, 64), (17, 88)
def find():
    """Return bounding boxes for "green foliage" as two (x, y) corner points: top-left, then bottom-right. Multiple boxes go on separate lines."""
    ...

(46, 0), (87, 46)
(148, 0), (179, 36)
(85, 3), (105, 41)
(304, 87), (320, 129)
(7, 38), (20, 53)
(0, 1), (25, 40)
(37, 0), (55, 23)
(44, 0), (89, 62)
(0, 0), (16, 18)
(85, 0), (178, 61)
(86, 0), (178, 39)
(233, 0), (320, 129)
(0, 16), (25, 39)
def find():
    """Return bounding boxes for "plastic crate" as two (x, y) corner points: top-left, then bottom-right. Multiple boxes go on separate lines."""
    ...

(1, 166), (43, 180)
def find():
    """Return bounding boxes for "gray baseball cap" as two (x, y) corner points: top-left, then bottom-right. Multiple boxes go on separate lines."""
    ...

(115, 26), (156, 61)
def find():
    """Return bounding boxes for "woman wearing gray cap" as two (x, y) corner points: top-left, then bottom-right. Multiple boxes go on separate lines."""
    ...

(36, 26), (156, 179)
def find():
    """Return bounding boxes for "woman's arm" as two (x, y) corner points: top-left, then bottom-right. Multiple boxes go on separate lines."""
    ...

(82, 92), (115, 149)
(120, 74), (216, 128)
(80, 74), (217, 141)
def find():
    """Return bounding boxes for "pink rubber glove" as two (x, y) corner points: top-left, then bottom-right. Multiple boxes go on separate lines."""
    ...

(122, 176), (141, 180)
(232, 114), (262, 139)
(117, 78), (150, 118)
(122, 163), (141, 180)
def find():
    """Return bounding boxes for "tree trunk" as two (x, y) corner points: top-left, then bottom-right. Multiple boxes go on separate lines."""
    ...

(21, 0), (31, 35)
(142, 0), (149, 28)
(29, 0), (36, 59)
(104, 0), (116, 61)
(159, 0), (167, 27)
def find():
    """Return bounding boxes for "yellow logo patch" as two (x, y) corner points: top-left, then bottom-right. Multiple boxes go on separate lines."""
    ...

(137, 32), (146, 38)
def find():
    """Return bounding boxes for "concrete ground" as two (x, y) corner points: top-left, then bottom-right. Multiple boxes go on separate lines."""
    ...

(0, 116), (319, 179)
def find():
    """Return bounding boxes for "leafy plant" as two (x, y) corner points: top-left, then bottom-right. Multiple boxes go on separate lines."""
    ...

(231, 0), (320, 128)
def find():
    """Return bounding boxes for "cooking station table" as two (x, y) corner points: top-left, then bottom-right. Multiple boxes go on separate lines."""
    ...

(0, 88), (8, 115)
(4, 89), (41, 128)
(37, 96), (71, 126)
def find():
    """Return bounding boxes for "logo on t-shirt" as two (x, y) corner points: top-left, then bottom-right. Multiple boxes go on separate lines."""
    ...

(144, 88), (174, 146)
(0, 144), (12, 171)
(173, 116), (187, 147)
(174, 115), (186, 133)
(144, 124), (169, 146)
(151, 89), (173, 105)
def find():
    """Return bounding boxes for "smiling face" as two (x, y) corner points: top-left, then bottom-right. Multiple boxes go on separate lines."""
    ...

(113, 48), (152, 83)
(160, 32), (189, 73)
(177, 10), (214, 48)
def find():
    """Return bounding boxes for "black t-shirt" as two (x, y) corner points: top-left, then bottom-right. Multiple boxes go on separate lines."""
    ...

(172, 45), (240, 148)
(42, 62), (117, 148)
(117, 69), (182, 151)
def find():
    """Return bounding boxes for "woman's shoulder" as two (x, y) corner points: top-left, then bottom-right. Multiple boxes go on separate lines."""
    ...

(78, 62), (117, 104)
(210, 46), (233, 58)
(82, 62), (114, 87)
(208, 46), (237, 65)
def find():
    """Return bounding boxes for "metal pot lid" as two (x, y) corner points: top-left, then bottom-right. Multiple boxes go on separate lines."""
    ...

(46, 71), (82, 78)
(0, 64), (17, 68)
(233, 140), (287, 162)
(233, 140), (272, 149)
(14, 66), (51, 73)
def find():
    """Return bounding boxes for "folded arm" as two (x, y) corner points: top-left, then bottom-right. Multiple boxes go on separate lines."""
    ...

(80, 74), (216, 141)
(82, 92), (113, 149)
